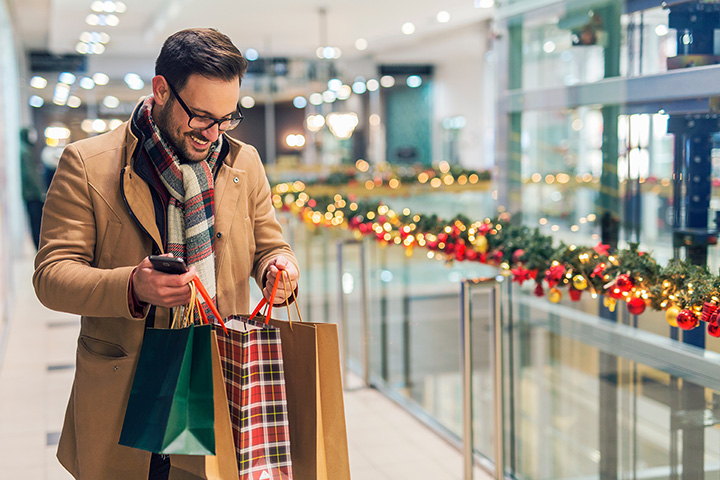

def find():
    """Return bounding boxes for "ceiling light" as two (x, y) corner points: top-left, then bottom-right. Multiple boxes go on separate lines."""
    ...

(245, 48), (259, 61)
(337, 85), (352, 100)
(437, 11), (450, 23)
(655, 25), (669, 36)
(103, 95), (120, 108)
(322, 90), (336, 103)
(92, 119), (107, 132)
(30, 76), (47, 89)
(309, 93), (323, 105)
(59, 72), (76, 85)
(355, 38), (368, 51)
(326, 112), (359, 139)
(79, 77), (95, 89)
(93, 73), (110, 85)
(352, 81), (367, 94)
(474, 0), (494, 8)
(29, 95), (44, 108)
(286, 134), (306, 148)
(407, 75), (422, 88)
(91, 1), (104, 12)
(306, 114), (325, 132)
(401, 22), (416, 35)
(114, 1), (127, 13)
(366, 79), (380, 91)
(44, 126), (71, 140)
(327, 78), (342, 91)
(67, 96), (82, 108)
(380, 75), (395, 88)
(293, 96), (308, 109)
(92, 44), (106, 54)
(240, 96), (255, 109)
(102, 0), (117, 13)
(81, 119), (95, 133)
(86, 14), (99, 25)
(52, 83), (71, 105)
(124, 73), (144, 90)
(106, 14), (120, 27)
(109, 119), (124, 130)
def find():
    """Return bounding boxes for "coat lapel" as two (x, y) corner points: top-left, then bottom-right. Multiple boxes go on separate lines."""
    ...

(122, 127), (164, 252)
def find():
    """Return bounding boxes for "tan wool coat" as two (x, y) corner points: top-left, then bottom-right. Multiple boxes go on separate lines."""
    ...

(33, 121), (297, 479)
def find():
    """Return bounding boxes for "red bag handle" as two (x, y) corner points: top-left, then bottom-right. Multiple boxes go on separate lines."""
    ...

(192, 276), (228, 335)
(249, 269), (282, 324)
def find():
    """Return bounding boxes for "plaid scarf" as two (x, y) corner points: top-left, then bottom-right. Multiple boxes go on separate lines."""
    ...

(137, 96), (221, 311)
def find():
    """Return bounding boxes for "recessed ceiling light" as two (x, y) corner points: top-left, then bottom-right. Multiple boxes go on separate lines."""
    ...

(401, 22), (415, 35)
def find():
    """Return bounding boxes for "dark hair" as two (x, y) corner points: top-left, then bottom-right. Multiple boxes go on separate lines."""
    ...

(155, 28), (248, 90)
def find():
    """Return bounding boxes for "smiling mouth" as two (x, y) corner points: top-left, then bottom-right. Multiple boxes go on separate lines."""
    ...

(189, 133), (210, 147)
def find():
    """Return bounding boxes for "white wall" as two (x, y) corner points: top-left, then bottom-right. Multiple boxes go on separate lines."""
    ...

(0, 0), (24, 339)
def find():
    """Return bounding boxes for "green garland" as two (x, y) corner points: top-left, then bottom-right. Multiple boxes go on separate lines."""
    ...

(274, 187), (720, 334)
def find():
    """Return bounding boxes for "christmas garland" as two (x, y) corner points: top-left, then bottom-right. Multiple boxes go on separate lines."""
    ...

(272, 184), (720, 337)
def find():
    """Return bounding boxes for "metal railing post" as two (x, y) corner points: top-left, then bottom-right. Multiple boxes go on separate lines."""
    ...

(461, 277), (503, 480)
(336, 238), (371, 388)
(360, 238), (370, 387)
(337, 240), (349, 390)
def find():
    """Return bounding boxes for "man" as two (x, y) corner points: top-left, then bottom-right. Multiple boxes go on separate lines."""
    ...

(33, 28), (299, 480)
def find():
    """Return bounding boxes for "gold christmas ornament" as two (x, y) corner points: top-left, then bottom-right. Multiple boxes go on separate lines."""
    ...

(474, 235), (488, 253)
(603, 296), (617, 312)
(665, 305), (680, 328)
(572, 275), (588, 290)
(548, 287), (562, 303)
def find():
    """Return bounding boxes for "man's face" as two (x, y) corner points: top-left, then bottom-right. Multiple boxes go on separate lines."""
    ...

(154, 74), (240, 162)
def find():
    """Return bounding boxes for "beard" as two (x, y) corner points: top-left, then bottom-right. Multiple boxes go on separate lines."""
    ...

(153, 101), (212, 163)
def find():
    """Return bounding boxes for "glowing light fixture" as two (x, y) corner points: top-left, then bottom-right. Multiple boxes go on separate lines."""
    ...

(30, 76), (47, 89)
(326, 112), (358, 140)
(240, 96), (255, 109)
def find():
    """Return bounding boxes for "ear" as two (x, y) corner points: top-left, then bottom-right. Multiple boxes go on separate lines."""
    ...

(152, 76), (170, 105)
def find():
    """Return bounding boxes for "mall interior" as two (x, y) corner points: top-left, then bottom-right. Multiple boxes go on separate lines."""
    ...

(2, 0), (720, 479)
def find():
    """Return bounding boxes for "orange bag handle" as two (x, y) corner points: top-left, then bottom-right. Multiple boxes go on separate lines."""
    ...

(249, 269), (301, 327)
(192, 276), (228, 335)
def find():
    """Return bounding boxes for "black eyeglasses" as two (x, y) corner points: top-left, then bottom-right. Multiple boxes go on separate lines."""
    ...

(167, 82), (244, 132)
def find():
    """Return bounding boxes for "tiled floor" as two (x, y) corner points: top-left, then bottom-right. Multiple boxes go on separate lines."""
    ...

(0, 248), (493, 480)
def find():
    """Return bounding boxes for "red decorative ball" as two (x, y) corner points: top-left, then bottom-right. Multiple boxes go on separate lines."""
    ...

(437, 232), (448, 243)
(627, 297), (646, 315)
(512, 249), (525, 263)
(568, 288), (582, 302)
(465, 249), (478, 261)
(615, 274), (633, 292)
(608, 287), (625, 299)
(534, 283), (544, 297)
(676, 309), (698, 330)
(710, 309), (720, 326)
(708, 323), (720, 337)
(702, 302), (718, 323)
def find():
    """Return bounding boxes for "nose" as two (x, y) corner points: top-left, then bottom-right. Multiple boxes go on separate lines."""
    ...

(201, 123), (220, 142)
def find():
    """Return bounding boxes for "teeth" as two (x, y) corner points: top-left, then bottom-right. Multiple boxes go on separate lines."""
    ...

(191, 135), (209, 145)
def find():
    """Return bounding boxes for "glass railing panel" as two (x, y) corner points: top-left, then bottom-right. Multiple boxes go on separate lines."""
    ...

(504, 287), (720, 479)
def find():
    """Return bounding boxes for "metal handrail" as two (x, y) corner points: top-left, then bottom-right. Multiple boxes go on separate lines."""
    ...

(461, 277), (504, 480)
(337, 238), (370, 388)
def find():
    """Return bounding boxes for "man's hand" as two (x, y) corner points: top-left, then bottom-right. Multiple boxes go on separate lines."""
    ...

(263, 255), (299, 305)
(132, 255), (197, 307)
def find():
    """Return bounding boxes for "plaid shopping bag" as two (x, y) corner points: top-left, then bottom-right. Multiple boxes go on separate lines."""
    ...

(214, 320), (293, 480)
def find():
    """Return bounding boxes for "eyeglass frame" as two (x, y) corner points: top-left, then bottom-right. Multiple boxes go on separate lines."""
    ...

(166, 81), (244, 132)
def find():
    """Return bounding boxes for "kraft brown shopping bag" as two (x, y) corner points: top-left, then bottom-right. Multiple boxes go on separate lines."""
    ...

(250, 270), (349, 480)
(266, 318), (350, 480)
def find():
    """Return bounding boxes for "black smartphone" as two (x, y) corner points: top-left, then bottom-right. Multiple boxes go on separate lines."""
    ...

(148, 255), (188, 274)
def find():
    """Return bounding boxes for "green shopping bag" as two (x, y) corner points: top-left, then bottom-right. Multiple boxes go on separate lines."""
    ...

(119, 286), (215, 455)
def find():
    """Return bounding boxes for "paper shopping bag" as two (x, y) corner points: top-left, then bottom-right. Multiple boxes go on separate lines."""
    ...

(265, 317), (350, 480)
(171, 330), (239, 479)
(119, 323), (215, 455)
(214, 320), (293, 480)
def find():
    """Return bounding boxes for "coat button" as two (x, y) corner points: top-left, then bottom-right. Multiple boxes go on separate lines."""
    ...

(114, 366), (119, 371)
(233, 177), (239, 183)
(216, 232), (222, 238)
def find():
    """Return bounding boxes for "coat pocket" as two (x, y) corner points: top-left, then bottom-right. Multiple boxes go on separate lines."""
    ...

(79, 335), (128, 359)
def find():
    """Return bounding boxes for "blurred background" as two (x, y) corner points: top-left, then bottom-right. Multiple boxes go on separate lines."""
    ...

(4, 1), (720, 479)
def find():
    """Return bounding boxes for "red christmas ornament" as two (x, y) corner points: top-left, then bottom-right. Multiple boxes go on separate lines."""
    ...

(534, 283), (544, 297)
(608, 287), (624, 299)
(676, 309), (698, 330)
(708, 323), (720, 338)
(358, 223), (370, 234)
(512, 249), (525, 263)
(591, 262), (607, 278)
(710, 309), (720, 326)
(437, 232), (448, 243)
(465, 249), (478, 261)
(615, 274), (633, 292)
(545, 264), (566, 288)
(627, 297), (646, 315)
(568, 288), (582, 302)
(701, 302), (718, 323)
